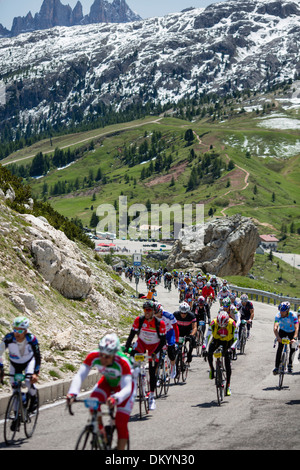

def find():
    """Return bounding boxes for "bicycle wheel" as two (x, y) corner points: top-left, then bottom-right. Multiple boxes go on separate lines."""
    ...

(4, 394), (20, 445)
(163, 357), (171, 395)
(155, 361), (164, 398)
(174, 352), (181, 384)
(24, 390), (39, 438)
(278, 352), (287, 389)
(240, 327), (247, 355)
(75, 427), (105, 450)
(215, 362), (224, 405)
(138, 374), (148, 419)
(181, 344), (189, 383)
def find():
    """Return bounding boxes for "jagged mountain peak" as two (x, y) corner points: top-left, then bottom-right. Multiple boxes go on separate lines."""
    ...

(0, 0), (299, 138)
(5, 0), (142, 37)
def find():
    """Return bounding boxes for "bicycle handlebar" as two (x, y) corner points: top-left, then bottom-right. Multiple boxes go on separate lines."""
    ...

(67, 397), (115, 419)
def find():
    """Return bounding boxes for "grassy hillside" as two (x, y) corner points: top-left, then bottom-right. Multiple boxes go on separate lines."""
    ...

(2, 93), (300, 250)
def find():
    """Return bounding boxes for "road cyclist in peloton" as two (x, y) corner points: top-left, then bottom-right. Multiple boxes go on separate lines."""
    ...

(173, 301), (197, 365)
(153, 302), (179, 379)
(273, 302), (299, 375)
(124, 300), (166, 411)
(203, 310), (238, 397)
(0, 316), (41, 414)
(238, 294), (254, 340)
(67, 333), (135, 450)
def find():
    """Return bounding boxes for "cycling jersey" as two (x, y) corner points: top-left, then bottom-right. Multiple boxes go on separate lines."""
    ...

(0, 332), (41, 374)
(173, 311), (196, 337)
(205, 318), (238, 345)
(68, 350), (132, 399)
(132, 316), (166, 346)
(274, 311), (298, 333)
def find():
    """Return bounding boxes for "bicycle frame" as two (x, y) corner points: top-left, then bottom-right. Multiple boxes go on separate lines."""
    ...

(213, 347), (226, 405)
(278, 337), (291, 389)
(239, 319), (247, 354)
(133, 353), (151, 418)
(69, 398), (115, 450)
(4, 373), (39, 445)
(174, 337), (188, 384)
(155, 346), (170, 397)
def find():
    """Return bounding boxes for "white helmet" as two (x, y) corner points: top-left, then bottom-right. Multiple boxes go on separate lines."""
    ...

(179, 302), (190, 313)
(99, 333), (120, 355)
(13, 317), (30, 330)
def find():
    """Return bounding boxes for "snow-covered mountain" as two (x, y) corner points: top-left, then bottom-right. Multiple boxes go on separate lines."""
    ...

(0, 0), (300, 136)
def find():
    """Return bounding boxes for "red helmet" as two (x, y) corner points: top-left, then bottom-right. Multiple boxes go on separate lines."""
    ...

(217, 310), (229, 327)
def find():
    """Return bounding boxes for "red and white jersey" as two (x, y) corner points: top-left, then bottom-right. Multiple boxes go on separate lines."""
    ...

(132, 316), (166, 346)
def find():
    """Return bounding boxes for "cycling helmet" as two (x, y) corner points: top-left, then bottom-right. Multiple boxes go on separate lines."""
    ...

(155, 303), (163, 314)
(99, 333), (120, 355)
(143, 300), (155, 310)
(217, 311), (229, 327)
(222, 297), (231, 308)
(13, 317), (29, 330)
(206, 282), (211, 287)
(229, 292), (237, 299)
(222, 285), (228, 291)
(279, 302), (290, 312)
(240, 294), (248, 302)
(179, 302), (190, 313)
(198, 296), (205, 304)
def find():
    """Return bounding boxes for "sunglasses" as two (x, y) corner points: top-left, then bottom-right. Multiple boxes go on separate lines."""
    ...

(99, 353), (112, 360)
(144, 308), (154, 312)
(14, 328), (26, 334)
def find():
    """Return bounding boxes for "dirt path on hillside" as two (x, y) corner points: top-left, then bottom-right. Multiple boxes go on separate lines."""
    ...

(2, 118), (163, 167)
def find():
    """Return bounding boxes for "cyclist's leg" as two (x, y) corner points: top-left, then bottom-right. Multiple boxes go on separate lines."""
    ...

(223, 342), (232, 394)
(115, 384), (135, 450)
(90, 376), (109, 432)
(207, 339), (219, 379)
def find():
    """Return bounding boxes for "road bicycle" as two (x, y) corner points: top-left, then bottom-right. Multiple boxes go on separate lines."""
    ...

(239, 319), (248, 354)
(174, 337), (189, 384)
(68, 397), (128, 450)
(3, 373), (39, 446)
(133, 353), (150, 419)
(275, 337), (292, 389)
(195, 320), (206, 356)
(155, 346), (171, 397)
(214, 346), (227, 406)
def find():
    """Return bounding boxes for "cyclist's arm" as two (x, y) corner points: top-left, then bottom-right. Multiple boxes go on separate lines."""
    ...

(125, 328), (136, 352)
(112, 374), (132, 404)
(191, 320), (197, 336)
(67, 363), (90, 396)
(173, 323), (179, 343)
(273, 320), (280, 341)
(204, 323), (213, 348)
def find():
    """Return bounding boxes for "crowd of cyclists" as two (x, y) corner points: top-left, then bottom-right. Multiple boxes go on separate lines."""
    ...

(0, 265), (299, 450)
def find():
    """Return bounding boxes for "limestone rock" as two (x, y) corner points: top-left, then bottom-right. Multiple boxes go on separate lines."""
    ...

(167, 215), (259, 276)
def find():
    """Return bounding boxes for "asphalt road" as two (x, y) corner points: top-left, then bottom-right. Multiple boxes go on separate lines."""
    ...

(0, 279), (299, 451)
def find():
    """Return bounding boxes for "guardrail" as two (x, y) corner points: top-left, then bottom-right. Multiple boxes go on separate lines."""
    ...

(228, 284), (300, 311)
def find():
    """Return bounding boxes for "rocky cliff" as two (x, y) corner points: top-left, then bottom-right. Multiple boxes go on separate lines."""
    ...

(6, 0), (142, 37)
(0, 183), (140, 391)
(167, 215), (260, 276)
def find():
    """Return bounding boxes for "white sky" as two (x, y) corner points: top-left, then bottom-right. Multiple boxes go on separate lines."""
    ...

(0, 0), (226, 29)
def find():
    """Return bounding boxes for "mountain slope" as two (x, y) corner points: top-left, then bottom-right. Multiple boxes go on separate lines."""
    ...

(0, 0), (300, 140)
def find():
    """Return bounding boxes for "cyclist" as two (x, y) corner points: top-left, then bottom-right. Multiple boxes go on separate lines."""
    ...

(0, 317), (40, 413)
(154, 303), (179, 379)
(173, 301), (197, 364)
(298, 308), (300, 360)
(273, 302), (299, 375)
(238, 294), (254, 339)
(67, 333), (134, 450)
(217, 285), (231, 306)
(178, 278), (187, 302)
(203, 310), (238, 396)
(192, 295), (211, 336)
(210, 275), (219, 295)
(202, 281), (215, 305)
(124, 300), (166, 411)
